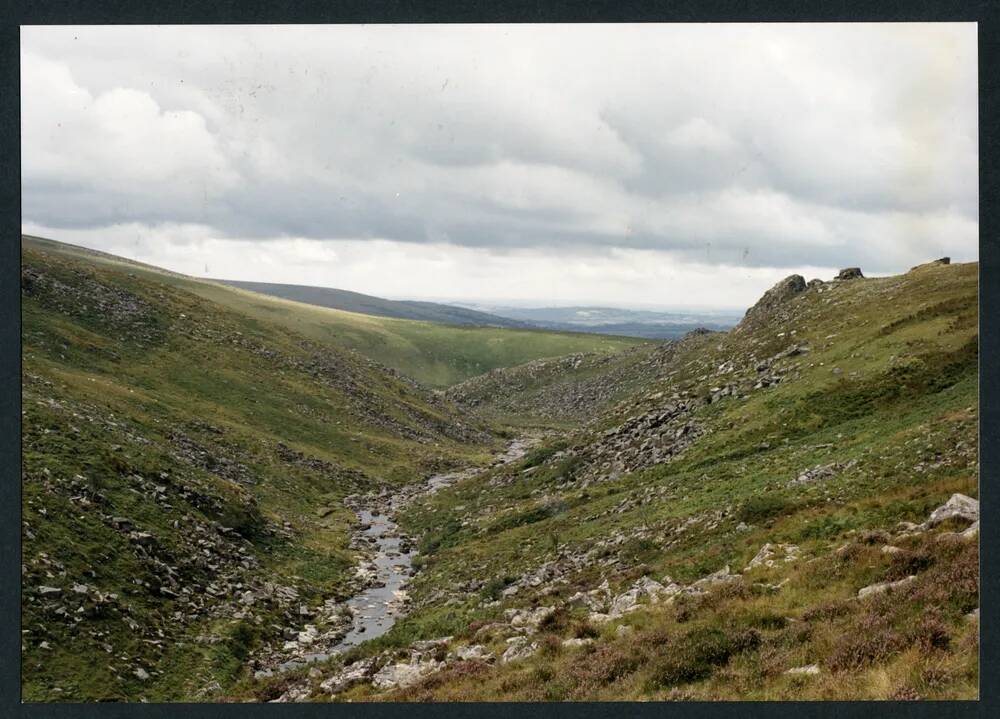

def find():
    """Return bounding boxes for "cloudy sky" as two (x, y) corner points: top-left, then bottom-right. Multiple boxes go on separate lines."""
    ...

(21, 23), (977, 310)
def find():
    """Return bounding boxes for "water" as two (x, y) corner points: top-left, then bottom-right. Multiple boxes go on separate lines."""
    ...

(272, 438), (533, 672)
(316, 508), (413, 652)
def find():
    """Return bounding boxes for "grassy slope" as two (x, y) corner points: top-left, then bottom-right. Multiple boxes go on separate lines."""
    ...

(20, 241), (501, 701)
(216, 279), (530, 329)
(297, 260), (978, 701)
(23, 236), (645, 389)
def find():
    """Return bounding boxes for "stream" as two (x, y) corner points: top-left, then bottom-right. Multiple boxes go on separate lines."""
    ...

(270, 437), (533, 673)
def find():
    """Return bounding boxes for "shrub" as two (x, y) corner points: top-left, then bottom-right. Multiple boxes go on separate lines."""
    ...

(224, 620), (261, 662)
(538, 634), (563, 657)
(858, 529), (891, 545)
(570, 619), (599, 639)
(802, 599), (852, 623)
(481, 576), (514, 601)
(826, 613), (905, 672)
(521, 443), (566, 469)
(738, 494), (791, 525)
(891, 686), (922, 701)
(884, 548), (934, 582)
(538, 606), (569, 632)
(569, 644), (641, 688)
(795, 514), (855, 541)
(418, 517), (462, 555)
(907, 610), (950, 652)
(646, 627), (760, 689)
(908, 540), (978, 614)
(740, 608), (788, 631)
(618, 538), (660, 565)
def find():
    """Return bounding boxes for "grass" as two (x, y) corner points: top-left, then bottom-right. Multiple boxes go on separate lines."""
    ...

(20, 239), (501, 701)
(21, 234), (979, 701)
(22, 235), (645, 388)
(358, 260), (979, 701)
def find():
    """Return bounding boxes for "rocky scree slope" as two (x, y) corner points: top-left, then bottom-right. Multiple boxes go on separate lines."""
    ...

(444, 344), (676, 428)
(20, 244), (500, 702)
(246, 259), (979, 701)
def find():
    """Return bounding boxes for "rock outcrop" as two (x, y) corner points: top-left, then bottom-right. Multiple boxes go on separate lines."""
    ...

(742, 274), (807, 323)
(910, 257), (951, 272)
(835, 267), (864, 280)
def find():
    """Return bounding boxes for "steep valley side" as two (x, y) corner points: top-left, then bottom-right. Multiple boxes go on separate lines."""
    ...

(245, 259), (979, 702)
(20, 242), (979, 702)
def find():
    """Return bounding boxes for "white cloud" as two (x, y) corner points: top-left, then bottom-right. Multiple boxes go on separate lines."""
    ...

(20, 23), (978, 308)
(21, 220), (842, 309)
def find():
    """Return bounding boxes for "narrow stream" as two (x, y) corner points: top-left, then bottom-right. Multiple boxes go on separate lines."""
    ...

(300, 508), (414, 661)
(275, 437), (533, 672)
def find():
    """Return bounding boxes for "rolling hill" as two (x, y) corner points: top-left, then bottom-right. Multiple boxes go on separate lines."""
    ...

(465, 305), (741, 340)
(21, 236), (648, 389)
(215, 280), (531, 329)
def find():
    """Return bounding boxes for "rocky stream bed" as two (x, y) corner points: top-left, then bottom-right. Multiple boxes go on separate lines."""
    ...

(253, 438), (533, 678)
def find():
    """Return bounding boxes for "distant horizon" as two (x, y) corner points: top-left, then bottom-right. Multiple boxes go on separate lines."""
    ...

(21, 226), (938, 317)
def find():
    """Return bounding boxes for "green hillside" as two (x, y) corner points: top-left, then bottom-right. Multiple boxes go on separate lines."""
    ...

(20, 240), (500, 701)
(242, 259), (979, 702)
(20, 235), (979, 702)
(22, 236), (645, 388)
(215, 279), (530, 329)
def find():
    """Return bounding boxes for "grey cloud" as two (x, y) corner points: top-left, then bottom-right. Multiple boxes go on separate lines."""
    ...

(20, 23), (978, 276)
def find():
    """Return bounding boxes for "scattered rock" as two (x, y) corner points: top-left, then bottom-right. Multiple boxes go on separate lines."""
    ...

(319, 657), (378, 694)
(785, 664), (821, 676)
(501, 636), (539, 664)
(925, 493), (978, 528)
(452, 644), (492, 662)
(371, 658), (444, 690)
(788, 460), (856, 487)
(858, 575), (916, 600)
(745, 543), (801, 571)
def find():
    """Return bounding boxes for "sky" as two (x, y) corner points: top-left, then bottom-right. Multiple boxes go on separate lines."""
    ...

(21, 23), (978, 310)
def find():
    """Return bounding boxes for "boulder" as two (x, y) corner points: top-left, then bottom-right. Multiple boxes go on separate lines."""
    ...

(925, 493), (978, 528)
(504, 606), (554, 633)
(501, 636), (539, 664)
(785, 664), (821, 676)
(319, 657), (377, 694)
(688, 565), (741, 593)
(835, 267), (864, 280)
(453, 644), (492, 662)
(857, 575), (916, 600)
(371, 659), (443, 690)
